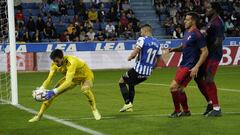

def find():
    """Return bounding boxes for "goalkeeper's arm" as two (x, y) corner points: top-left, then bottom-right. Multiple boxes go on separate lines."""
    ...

(52, 62), (77, 94)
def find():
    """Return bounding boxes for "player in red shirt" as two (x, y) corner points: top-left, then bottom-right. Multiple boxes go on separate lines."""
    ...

(168, 12), (208, 118)
(194, 2), (224, 117)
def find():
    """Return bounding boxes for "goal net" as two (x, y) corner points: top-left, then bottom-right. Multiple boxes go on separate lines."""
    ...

(0, 0), (10, 104)
(0, 0), (16, 104)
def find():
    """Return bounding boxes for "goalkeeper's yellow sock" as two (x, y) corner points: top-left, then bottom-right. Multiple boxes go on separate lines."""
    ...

(38, 98), (54, 117)
(29, 98), (54, 122)
(82, 88), (97, 110)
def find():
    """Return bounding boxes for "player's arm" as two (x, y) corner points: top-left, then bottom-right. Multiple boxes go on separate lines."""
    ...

(45, 60), (78, 100)
(190, 32), (209, 77)
(195, 47), (208, 68)
(128, 47), (141, 61)
(128, 37), (144, 61)
(213, 24), (224, 48)
(169, 45), (183, 52)
(54, 62), (76, 94)
(153, 46), (163, 68)
(40, 64), (57, 89)
(190, 47), (208, 77)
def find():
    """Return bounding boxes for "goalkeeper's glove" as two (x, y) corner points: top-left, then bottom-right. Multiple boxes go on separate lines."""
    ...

(45, 89), (57, 100)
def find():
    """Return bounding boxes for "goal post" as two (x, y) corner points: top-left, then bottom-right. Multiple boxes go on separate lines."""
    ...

(8, 0), (18, 105)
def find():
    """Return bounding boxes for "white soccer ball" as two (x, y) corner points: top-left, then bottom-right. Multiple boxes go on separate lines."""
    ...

(32, 89), (48, 102)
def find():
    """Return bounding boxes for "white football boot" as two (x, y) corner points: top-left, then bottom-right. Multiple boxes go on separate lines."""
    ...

(119, 102), (133, 112)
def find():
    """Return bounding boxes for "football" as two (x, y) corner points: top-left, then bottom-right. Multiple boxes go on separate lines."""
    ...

(32, 89), (48, 102)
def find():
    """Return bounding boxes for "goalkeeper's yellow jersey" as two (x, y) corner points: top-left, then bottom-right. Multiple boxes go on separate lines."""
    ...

(42, 55), (93, 91)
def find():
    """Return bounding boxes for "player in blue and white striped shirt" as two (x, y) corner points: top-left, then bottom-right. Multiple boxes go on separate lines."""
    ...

(118, 24), (162, 112)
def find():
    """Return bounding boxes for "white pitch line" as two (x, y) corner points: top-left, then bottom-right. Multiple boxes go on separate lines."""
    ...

(0, 99), (106, 135)
(16, 104), (106, 135)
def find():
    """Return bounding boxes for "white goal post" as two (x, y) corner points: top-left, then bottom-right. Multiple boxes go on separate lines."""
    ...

(8, 0), (18, 105)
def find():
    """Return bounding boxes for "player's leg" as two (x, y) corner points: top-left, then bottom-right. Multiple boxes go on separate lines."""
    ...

(129, 77), (147, 102)
(169, 80), (182, 118)
(119, 68), (140, 112)
(29, 91), (70, 122)
(205, 60), (221, 117)
(126, 84), (134, 112)
(81, 79), (101, 120)
(128, 84), (135, 104)
(119, 77), (130, 104)
(81, 80), (95, 110)
(29, 78), (76, 122)
(194, 76), (213, 115)
(127, 77), (147, 112)
(194, 60), (213, 115)
(169, 67), (191, 118)
(119, 77), (133, 112)
(194, 63), (211, 102)
(28, 97), (55, 122)
(119, 69), (136, 105)
(195, 77), (211, 102)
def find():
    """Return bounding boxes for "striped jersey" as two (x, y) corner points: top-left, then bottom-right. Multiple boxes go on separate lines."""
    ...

(133, 36), (162, 76)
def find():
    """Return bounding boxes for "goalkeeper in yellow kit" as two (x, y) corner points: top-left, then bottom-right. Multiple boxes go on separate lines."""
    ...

(29, 49), (101, 122)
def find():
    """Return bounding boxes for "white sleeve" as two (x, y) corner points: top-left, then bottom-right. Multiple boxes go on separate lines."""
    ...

(136, 37), (144, 48)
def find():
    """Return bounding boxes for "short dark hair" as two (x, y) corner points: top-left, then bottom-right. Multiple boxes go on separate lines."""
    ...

(50, 49), (64, 60)
(211, 2), (221, 13)
(141, 24), (152, 33)
(186, 12), (200, 26)
(186, 12), (199, 22)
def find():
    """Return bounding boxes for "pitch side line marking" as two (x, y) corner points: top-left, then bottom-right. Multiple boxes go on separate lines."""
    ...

(0, 99), (106, 135)
(16, 104), (106, 135)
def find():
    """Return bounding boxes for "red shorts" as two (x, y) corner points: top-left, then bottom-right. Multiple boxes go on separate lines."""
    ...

(174, 67), (192, 87)
(201, 59), (220, 76)
(198, 59), (220, 77)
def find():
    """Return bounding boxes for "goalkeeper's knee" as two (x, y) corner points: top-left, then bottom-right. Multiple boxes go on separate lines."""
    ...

(81, 86), (92, 94)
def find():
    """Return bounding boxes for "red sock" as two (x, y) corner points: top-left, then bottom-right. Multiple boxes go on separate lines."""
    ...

(179, 91), (189, 112)
(171, 91), (181, 112)
(207, 81), (219, 107)
(196, 79), (210, 102)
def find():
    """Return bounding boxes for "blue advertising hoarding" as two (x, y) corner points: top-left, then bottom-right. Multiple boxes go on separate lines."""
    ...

(1, 37), (240, 53)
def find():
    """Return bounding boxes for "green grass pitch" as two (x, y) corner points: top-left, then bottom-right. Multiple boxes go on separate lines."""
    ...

(1, 66), (240, 135)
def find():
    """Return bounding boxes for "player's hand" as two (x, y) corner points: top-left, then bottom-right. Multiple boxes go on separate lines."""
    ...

(161, 48), (170, 54)
(190, 66), (199, 78)
(127, 56), (132, 61)
(45, 90), (56, 100)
